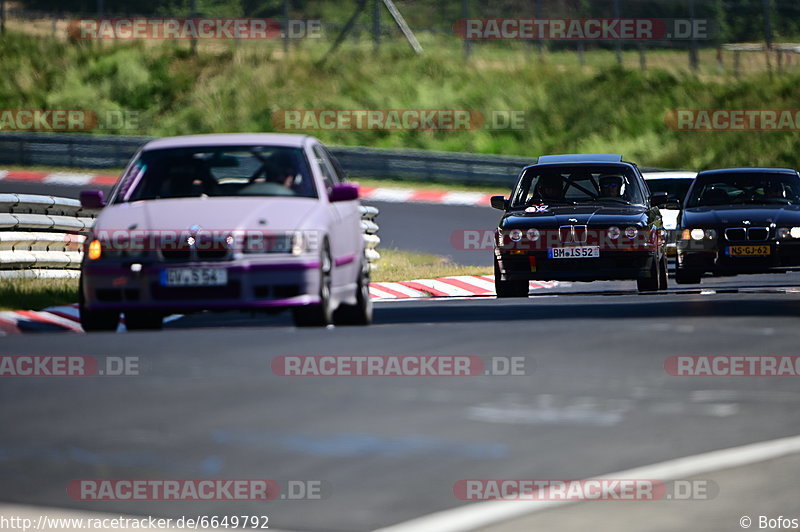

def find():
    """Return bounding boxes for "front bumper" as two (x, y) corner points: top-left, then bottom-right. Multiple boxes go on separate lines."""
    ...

(677, 240), (800, 275)
(495, 250), (655, 282)
(81, 257), (322, 313)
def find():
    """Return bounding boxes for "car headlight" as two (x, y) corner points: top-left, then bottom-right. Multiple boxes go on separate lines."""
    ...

(624, 226), (638, 238)
(291, 231), (306, 255)
(509, 229), (523, 242)
(778, 227), (800, 239)
(526, 228), (540, 241)
(684, 228), (716, 241)
(607, 226), (620, 240)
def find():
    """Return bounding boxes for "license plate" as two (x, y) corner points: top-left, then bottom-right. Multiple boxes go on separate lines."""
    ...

(727, 245), (771, 257)
(162, 268), (228, 286)
(548, 246), (600, 259)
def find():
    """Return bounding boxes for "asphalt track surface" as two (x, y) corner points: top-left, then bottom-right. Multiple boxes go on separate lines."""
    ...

(2, 180), (800, 531)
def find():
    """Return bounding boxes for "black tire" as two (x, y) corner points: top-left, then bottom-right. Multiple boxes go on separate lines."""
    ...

(637, 255), (660, 292)
(333, 255), (373, 326)
(125, 311), (163, 330)
(675, 268), (702, 285)
(293, 246), (334, 327)
(658, 256), (669, 291)
(494, 259), (529, 298)
(79, 276), (119, 332)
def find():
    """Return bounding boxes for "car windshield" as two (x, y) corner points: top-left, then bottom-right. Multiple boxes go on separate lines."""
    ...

(510, 164), (646, 208)
(115, 146), (317, 203)
(645, 178), (694, 203)
(685, 172), (800, 207)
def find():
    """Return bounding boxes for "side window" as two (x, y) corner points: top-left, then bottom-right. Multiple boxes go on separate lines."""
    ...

(313, 145), (339, 191)
(323, 147), (347, 183)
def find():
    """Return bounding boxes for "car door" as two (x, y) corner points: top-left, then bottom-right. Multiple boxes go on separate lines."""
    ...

(311, 144), (359, 288)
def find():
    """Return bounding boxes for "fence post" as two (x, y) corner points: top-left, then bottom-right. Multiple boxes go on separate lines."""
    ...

(613, 0), (622, 65)
(283, 0), (290, 55)
(688, 0), (699, 71)
(763, 0), (772, 71)
(190, 0), (197, 55)
(372, 0), (380, 52)
(462, 0), (471, 60)
(535, 0), (544, 62)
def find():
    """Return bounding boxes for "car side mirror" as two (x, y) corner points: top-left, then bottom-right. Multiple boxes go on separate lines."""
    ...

(490, 195), (509, 210)
(649, 192), (669, 207)
(329, 183), (359, 202)
(80, 189), (106, 209)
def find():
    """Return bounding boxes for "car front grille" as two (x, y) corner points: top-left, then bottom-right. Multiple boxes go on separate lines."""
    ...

(558, 225), (588, 243)
(151, 282), (241, 300)
(196, 248), (230, 260)
(725, 227), (770, 241)
(159, 245), (230, 261)
(160, 246), (192, 261)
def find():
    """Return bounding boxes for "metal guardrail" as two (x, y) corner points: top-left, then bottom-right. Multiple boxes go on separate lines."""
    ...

(0, 194), (98, 278)
(0, 194), (380, 277)
(0, 132), (532, 187)
(0, 132), (670, 187)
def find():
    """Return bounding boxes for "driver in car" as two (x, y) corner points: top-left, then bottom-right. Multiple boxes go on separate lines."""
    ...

(599, 174), (625, 198)
(764, 180), (787, 200)
(535, 174), (565, 200)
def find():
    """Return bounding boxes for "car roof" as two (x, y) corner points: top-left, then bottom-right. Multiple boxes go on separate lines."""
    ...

(642, 171), (698, 180)
(537, 154), (622, 164)
(520, 160), (637, 176)
(142, 133), (316, 151)
(696, 167), (798, 177)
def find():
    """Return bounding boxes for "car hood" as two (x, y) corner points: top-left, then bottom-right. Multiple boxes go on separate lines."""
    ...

(94, 197), (321, 233)
(682, 204), (800, 227)
(501, 203), (648, 228)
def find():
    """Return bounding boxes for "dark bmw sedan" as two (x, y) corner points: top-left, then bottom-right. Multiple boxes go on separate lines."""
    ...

(675, 167), (800, 284)
(491, 154), (669, 297)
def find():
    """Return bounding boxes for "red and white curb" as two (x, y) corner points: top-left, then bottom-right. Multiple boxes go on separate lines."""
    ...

(0, 169), (495, 207)
(0, 304), (182, 335)
(0, 276), (557, 333)
(0, 169), (118, 187)
(0, 306), (84, 334)
(370, 275), (558, 300)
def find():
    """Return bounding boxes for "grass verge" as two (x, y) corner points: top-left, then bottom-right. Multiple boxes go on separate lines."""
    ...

(0, 278), (79, 311)
(2, 30), (800, 170)
(371, 248), (490, 283)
